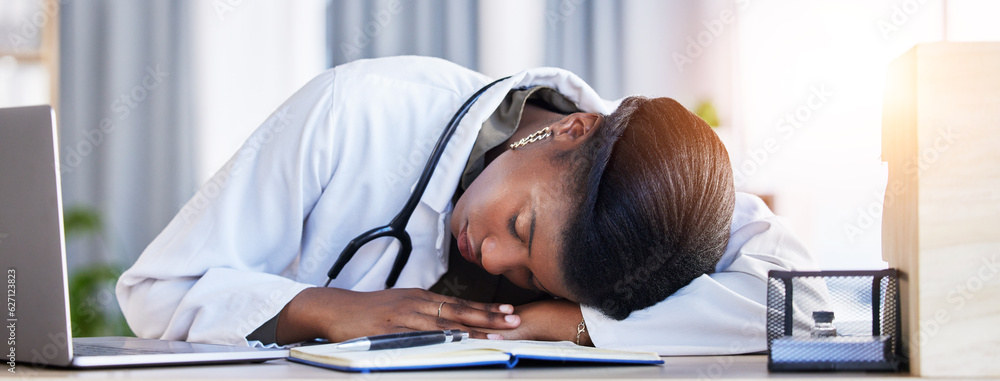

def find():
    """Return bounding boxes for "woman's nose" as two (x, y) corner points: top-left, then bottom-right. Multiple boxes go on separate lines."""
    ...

(479, 235), (518, 275)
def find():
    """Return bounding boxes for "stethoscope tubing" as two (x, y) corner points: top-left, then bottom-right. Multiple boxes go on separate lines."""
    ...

(325, 76), (511, 288)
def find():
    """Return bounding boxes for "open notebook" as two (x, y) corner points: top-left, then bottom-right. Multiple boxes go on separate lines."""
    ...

(289, 339), (664, 372)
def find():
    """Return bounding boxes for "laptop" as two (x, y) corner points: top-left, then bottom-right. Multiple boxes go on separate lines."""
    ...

(0, 105), (287, 368)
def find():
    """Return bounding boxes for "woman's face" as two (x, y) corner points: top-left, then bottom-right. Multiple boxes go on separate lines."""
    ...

(451, 113), (601, 301)
(451, 144), (575, 300)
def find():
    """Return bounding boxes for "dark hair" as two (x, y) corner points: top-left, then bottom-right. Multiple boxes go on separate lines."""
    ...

(558, 97), (736, 320)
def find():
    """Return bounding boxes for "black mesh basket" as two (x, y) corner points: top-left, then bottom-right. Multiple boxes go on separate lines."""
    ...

(766, 269), (905, 372)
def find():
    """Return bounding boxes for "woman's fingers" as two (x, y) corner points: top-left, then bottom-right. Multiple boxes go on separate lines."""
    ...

(296, 288), (518, 342)
(416, 314), (504, 340)
(407, 290), (519, 331)
(429, 296), (514, 315)
(434, 300), (520, 330)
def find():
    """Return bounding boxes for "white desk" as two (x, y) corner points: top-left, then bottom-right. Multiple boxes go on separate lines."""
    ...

(10, 355), (923, 380)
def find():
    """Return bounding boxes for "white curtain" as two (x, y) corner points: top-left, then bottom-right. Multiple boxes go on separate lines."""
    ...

(544, 0), (624, 100)
(59, 0), (197, 269)
(326, 0), (479, 69)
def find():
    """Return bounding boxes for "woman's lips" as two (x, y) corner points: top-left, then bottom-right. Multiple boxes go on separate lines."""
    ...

(457, 223), (476, 265)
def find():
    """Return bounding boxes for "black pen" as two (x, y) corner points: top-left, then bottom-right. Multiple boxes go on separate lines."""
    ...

(332, 330), (469, 351)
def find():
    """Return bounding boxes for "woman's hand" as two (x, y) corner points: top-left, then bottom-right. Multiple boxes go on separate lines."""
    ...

(274, 287), (520, 345)
(484, 299), (591, 346)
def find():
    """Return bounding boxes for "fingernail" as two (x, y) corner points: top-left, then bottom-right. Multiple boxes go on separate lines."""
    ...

(487, 333), (504, 340)
(500, 304), (513, 313)
(504, 314), (518, 324)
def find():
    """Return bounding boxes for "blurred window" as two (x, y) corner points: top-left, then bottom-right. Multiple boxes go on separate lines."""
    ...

(0, 0), (58, 109)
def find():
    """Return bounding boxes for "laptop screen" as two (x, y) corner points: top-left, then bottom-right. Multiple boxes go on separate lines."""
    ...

(1, 105), (75, 367)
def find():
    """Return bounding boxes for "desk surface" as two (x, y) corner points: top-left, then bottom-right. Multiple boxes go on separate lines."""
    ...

(10, 355), (925, 380)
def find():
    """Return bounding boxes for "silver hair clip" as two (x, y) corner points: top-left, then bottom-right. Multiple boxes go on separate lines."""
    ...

(509, 127), (551, 150)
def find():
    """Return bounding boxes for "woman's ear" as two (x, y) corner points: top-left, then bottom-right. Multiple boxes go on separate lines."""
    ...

(552, 113), (602, 142)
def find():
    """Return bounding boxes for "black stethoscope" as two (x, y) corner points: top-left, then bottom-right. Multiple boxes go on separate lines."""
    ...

(324, 76), (510, 289)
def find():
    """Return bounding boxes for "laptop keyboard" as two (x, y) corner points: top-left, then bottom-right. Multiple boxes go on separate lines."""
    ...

(74, 343), (173, 356)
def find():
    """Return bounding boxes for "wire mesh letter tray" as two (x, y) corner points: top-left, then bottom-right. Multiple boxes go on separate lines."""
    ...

(766, 269), (905, 371)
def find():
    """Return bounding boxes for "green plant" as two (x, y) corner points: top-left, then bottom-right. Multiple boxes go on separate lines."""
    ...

(694, 100), (721, 128)
(68, 264), (133, 337)
(63, 205), (133, 337)
(63, 206), (101, 238)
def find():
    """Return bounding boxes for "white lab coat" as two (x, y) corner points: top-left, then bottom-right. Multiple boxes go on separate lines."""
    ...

(116, 56), (818, 355)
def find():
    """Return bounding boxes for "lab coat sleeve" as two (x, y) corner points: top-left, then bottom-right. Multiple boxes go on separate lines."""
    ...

(115, 69), (341, 346)
(581, 193), (821, 355)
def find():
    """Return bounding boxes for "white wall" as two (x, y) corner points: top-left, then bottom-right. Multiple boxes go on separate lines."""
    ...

(946, 0), (1000, 41)
(191, 0), (327, 186)
(733, 0), (946, 269)
(477, 0), (546, 78)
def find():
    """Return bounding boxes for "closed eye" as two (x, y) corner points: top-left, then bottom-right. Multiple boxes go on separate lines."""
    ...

(508, 215), (523, 242)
